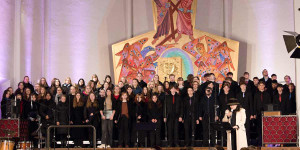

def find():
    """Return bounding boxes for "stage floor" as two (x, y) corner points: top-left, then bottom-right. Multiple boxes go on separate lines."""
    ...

(38, 147), (300, 150)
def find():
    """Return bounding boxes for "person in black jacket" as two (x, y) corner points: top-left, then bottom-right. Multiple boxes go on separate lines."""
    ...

(243, 72), (255, 94)
(55, 95), (70, 147)
(84, 92), (99, 147)
(253, 81), (271, 146)
(236, 82), (253, 145)
(137, 73), (147, 88)
(273, 84), (289, 115)
(148, 94), (162, 147)
(1, 90), (12, 119)
(130, 94), (147, 147)
(183, 87), (199, 146)
(115, 92), (132, 148)
(163, 86), (182, 147)
(199, 87), (219, 147)
(23, 76), (34, 92)
(259, 69), (272, 96)
(218, 83), (235, 119)
(71, 93), (85, 148)
(286, 83), (296, 115)
(39, 93), (56, 137)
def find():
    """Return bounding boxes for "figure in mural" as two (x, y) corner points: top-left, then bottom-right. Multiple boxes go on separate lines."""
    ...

(152, 0), (171, 45)
(175, 0), (195, 42)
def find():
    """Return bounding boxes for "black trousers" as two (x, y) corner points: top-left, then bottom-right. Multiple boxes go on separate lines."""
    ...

(184, 117), (195, 146)
(167, 116), (178, 145)
(245, 113), (251, 145)
(256, 115), (262, 146)
(101, 119), (113, 146)
(131, 122), (146, 146)
(118, 116), (129, 146)
(202, 115), (216, 146)
(231, 129), (237, 150)
(150, 120), (161, 146)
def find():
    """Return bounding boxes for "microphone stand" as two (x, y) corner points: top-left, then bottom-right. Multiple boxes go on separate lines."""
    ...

(164, 77), (168, 145)
(192, 92), (195, 146)
(136, 102), (139, 150)
(67, 94), (71, 150)
(213, 82), (218, 146)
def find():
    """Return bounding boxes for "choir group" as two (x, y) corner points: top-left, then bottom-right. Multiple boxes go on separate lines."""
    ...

(0, 69), (296, 149)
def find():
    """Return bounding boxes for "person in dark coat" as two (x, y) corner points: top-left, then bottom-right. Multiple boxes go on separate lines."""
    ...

(286, 83), (296, 114)
(130, 94), (147, 147)
(236, 82), (253, 145)
(39, 93), (56, 137)
(253, 81), (271, 146)
(115, 92), (132, 148)
(273, 84), (289, 115)
(283, 75), (292, 93)
(137, 73), (147, 88)
(55, 95), (70, 147)
(199, 87), (219, 147)
(71, 93), (85, 148)
(243, 72), (255, 94)
(148, 94), (163, 147)
(163, 86), (182, 147)
(218, 83), (235, 119)
(23, 76), (34, 92)
(84, 92), (99, 147)
(259, 69), (273, 96)
(182, 87), (199, 146)
(1, 90), (12, 119)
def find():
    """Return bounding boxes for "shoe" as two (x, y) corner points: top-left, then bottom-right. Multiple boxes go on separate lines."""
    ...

(97, 144), (106, 148)
(107, 145), (111, 148)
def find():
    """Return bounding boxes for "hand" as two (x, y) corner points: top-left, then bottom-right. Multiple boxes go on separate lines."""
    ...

(152, 119), (155, 123)
(155, 119), (158, 123)
(138, 115), (141, 119)
(45, 115), (49, 120)
(109, 116), (113, 120)
(233, 125), (239, 129)
(90, 113), (94, 116)
(250, 115), (254, 120)
(179, 117), (182, 122)
(56, 122), (60, 125)
(227, 112), (232, 117)
(215, 116), (219, 121)
(199, 117), (202, 121)
(102, 115), (106, 120)
(254, 115), (257, 119)
(114, 120), (118, 124)
(70, 121), (73, 124)
(85, 119), (89, 123)
(164, 118), (167, 123)
(196, 120), (199, 124)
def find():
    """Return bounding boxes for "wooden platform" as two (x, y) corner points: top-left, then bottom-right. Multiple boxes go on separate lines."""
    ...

(37, 147), (300, 150)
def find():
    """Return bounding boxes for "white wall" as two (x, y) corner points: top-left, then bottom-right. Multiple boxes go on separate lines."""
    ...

(0, 0), (297, 90)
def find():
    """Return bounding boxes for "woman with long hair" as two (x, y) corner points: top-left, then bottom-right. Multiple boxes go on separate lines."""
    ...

(62, 77), (72, 94)
(50, 78), (61, 96)
(39, 77), (49, 90)
(98, 89), (116, 148)
(132, 79), (142, 95)
(15, 82), (25, 96)
(71, 93), (85, 148)
(38, 87), (47, 101)
(104, 75), (114, 89)
(84, 93), (99, 147)
(142, 86), (150, 103)
(77, 78), (86, 93)
(92, 74), (102, 90)
(148, 94), (162, 146)
(115, 92), (132, 148)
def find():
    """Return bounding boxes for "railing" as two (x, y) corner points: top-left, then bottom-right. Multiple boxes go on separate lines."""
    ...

(46, 125), (96, 150)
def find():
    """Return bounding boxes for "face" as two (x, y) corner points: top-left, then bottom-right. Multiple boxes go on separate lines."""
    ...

(25, 88), (31, 95)
(277, 87), (283, 93)
(240, 84), (246, 91)
(106, 90), (112, 96)
(132, 80), (138, 86)
(121, 77), (126, 83)
(65, 78), (70, 84)
(137, 96), (142, 102)
(170, 87), (176, 94)
(34, 84), (40, 91)
(169, 76), (175, 82)
(272, 83), (278, 89)
(99, 90), (106, 97)
(89, 94), (95, 102)
(86, 86), (91, 93)
(143, 87), (148, 94)
(24, 77), (29, 83)
(41, 78), (46, 84)
(192, 82), (198, 89)
(205, 89), (212, 95)
(8, 88), (13, 93)
(16, 94), (22, 99)
(92, 76), (98, 82)
(223, 86), (230, 93)
(244, 74), (249, 79)
(114, 87), (120, 94)
(253, 79), (259, 85)
(5, 91), (10, 98)
(208, 83), (214, 89)
(165, 82), (169, 89)
(258, 83), (265, 91)
(158, 85), (163, 92)
(152, 96), (158, 103)
(41, 88), (46, 94)
(271, 76), (277, 80)
(149, 82), (155, 89)
(209, 75), (215, 81)
(154, 75), (159, 81)
(76, 93), (81, 100)
(127, 88), (132, 94)
(284, 76), (291, 83)
(61, 97), (66, 103)
(178, 80), (184, 86)
(227, 74), (233, 78)
(57, 88), (62, 94)
(55, 80), (60, 86)
(79, 79), (84, 86)
(105, 77), (111, 83)
(230, 105), (237, 110)
(118, 82), (124, 88)
(70, 86), (76, 94)
(19, 83), (24, 89)
(288, 85), (295, 91)
(46, 94), (51, 100)
(137, 74), (142, 81)
(31, 95), (37, 101)
(263, 69), (268, 76)
(121, 93), (128, 100)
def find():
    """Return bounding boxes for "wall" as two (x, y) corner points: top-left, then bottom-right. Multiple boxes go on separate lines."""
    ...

(0, 0), (296, 90)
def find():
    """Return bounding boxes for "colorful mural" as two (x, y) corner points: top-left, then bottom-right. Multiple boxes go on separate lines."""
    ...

(112, 0), (239, 84)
